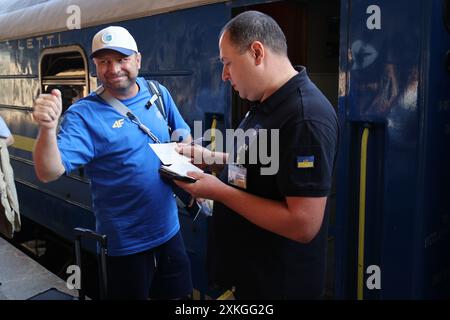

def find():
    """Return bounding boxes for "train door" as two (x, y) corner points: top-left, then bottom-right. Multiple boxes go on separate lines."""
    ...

(229, 0), (340, 298)
(336, 0), (450, 299)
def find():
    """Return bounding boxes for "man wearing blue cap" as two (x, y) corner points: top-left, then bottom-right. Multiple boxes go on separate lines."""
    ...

(32, 26), (193, 300)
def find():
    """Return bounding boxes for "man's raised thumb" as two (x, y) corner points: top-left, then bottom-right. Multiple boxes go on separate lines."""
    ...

(51, 89), (62, 100)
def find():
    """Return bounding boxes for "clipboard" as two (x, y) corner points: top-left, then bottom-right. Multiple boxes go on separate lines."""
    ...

(149, 142), (203, 183)
(159, 166), (197, 183)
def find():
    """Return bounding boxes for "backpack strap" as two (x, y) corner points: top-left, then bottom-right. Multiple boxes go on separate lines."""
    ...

(145, 80), (172, 135)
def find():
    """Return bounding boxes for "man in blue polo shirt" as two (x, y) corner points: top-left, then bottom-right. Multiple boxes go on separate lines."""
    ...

(176, 11), (339, 299)
(32, 26), (193, 299)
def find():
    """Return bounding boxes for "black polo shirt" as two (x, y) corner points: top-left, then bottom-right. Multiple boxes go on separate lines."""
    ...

(207, 66), (339, 299)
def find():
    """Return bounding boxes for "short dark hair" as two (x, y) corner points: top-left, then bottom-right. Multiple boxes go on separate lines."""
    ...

(220, 10), (287, 56)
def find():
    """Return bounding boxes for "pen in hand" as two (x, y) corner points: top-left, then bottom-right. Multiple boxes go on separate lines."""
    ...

(190, 137), (203, 146)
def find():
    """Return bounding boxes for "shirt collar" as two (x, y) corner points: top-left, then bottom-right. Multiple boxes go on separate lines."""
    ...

(254, 65), (308, 114)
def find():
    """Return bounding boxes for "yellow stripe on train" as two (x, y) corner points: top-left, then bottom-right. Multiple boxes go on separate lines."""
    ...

(12, 135), (36, 152)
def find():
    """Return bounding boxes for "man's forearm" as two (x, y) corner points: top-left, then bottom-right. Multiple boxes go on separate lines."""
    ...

(216, 185), (295, 239)
(217, 185), (325, 243)
(33, 128), (65, 182)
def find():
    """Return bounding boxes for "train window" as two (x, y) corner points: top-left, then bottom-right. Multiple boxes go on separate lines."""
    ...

(445, 0), (450, 34)
(39, 46), (89, 113)
(39, 46), (90, 179)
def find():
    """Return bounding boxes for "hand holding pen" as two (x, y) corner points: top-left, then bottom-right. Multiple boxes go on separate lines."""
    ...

(176, 137), (228, 172)
(190, 137), (204, 146)
(176, 137), (208, 169)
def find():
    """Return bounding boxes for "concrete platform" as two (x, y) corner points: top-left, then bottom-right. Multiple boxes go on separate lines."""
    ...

(0, 236), (77, 300)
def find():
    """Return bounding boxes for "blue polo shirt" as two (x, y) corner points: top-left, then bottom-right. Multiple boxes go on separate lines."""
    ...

(58, 77), (190, 256)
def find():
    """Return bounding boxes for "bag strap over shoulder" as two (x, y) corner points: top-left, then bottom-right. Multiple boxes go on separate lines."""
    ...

(145, 80), (165, 118)
(145, 80), (172, 135)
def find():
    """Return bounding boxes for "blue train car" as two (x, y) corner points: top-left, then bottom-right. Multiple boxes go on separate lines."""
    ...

(1, 0), (340, 299)
(0, 0), (448, 299)
(0, 0), (234, 299)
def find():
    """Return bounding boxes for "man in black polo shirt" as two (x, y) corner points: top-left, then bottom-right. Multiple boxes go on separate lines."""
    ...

(175, 10), (339, 299)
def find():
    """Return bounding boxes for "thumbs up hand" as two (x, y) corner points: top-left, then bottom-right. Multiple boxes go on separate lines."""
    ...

(32, 89), (63, 130)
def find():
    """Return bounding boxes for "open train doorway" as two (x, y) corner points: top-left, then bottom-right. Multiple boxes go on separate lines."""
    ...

(230, 0), (340, 298)
(230, 0), (340, 127)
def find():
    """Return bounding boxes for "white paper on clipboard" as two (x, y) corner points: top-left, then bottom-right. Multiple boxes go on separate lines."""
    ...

(149, 142), (203, 178)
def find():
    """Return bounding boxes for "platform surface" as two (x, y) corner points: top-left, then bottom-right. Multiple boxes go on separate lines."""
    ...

(0, 236), (77, 300)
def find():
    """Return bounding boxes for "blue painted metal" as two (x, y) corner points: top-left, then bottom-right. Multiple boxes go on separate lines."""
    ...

(418, 0), (450, 299)
(334, 0), (351, 299)
(2, 0), (450, 299)
(336, 0), (450, 299)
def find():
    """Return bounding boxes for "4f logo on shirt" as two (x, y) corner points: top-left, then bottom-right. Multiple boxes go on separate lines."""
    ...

(112, 118), (125, 128)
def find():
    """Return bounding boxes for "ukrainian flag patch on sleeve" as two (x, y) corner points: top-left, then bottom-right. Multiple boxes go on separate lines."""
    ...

(297, 156), (315, 168)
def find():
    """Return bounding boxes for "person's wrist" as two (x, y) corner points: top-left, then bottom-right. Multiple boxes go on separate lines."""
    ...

(215, 182), (232, 202)
(203, 149), (213, 163)
(40, 126), (57, 134)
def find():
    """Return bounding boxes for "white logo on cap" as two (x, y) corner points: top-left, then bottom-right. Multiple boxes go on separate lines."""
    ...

(101, 33), (113, 44)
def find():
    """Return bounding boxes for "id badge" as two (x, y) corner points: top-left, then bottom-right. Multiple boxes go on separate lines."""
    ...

(228, 164), (247, 189)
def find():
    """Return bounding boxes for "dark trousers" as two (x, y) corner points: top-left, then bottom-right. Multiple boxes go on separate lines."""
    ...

(106, 231), (192, 300)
